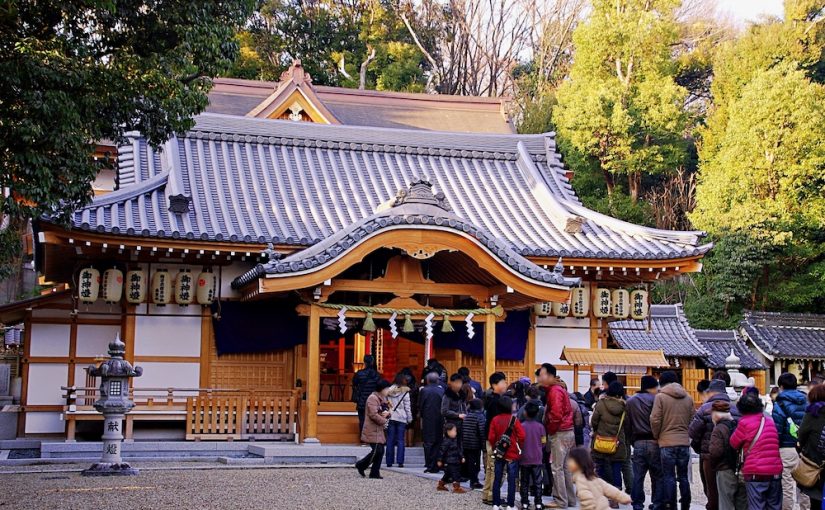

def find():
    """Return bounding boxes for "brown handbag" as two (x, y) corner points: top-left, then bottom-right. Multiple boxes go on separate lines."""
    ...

(792, 453), (824, 488)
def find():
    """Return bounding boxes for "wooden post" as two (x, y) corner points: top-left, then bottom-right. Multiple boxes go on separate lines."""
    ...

(526, 312), (536, 376)
(484, 313), (496, 385)
(305, 303), (321, 443)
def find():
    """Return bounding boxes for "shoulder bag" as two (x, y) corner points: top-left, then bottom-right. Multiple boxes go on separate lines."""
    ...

(793, 418), (825, 488)
(593, 410), (625, 455)
(493, 416), (517, 460)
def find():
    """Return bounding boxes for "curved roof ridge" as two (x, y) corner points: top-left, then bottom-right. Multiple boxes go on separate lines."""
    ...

(82, 170), (169, 208)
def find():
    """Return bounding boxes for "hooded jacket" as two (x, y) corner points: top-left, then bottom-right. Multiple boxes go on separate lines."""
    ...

(689, 392), (740, 455)
(708, 417), (738, 471)
(441, 387), (468, 426)
(590, 396), (628, 461)
(387, 385), (413, 424)
(650, 383), (694, 448)
(730, 412), (783, 476)
(771, 389), (807, 448)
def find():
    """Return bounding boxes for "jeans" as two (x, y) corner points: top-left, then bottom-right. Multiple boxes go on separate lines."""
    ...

(660, 446), (691, 510)
(745, 478), (782, 510)
(632, 440), (664, 510)
(355, 443), (385, 478)
(385, 421), (406, 466)
(493, 458), (519, 507)
(623, 455), (634, 494)
(598, 459), (623, 490)
(702, 455), (719, 510)
(716, 469), (747, 510)
(465, 448), (481, 485)
(520, 464), (544, 507)
(550, 429), (577, 506)
(780, 447), (810, 510)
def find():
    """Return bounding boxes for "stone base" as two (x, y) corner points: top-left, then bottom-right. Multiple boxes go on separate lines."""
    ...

(81, 462), (139, 476)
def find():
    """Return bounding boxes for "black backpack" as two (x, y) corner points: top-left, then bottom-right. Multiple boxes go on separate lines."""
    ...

(493, 416), (517, 460)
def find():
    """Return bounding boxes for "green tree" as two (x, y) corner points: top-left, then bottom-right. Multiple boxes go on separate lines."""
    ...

(553, 0), (690, 203)
(0, 1), (253, 277)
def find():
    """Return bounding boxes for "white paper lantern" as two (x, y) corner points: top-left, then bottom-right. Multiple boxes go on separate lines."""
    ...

(630, 289), (649, 320)
(552, 300), (570, 318)
(592, 288), (612, 318)
(196, 268), (217, 305)
(78, 267), (100, 304)
(152, 269), (172, 306)
(533, 302), (551, 317)
(571, 287), (589, 318)
(174, 269), (194, 306)
(101, 268), (123, 304)
(125, 269), (147, 304)
(612, 289), (630, 319)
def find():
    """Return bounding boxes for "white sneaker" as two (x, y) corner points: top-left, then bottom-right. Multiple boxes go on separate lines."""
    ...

(493, 506), (501, 510)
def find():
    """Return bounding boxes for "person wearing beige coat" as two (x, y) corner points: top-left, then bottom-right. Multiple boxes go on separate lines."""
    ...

(355, 379), (391, 479)
(574, 472), (632, 510)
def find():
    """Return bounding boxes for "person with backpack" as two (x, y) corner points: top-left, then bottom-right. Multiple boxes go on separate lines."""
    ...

(729, 390), (783, 510)
(385, 373), (413, 468)
(488, 395), (525, 510)
(591, 381), (629, 509)
(797, 384), (825, 510)
(483, 371), (510, 505)
(627, 375), (664, 510)
(537, 363), (576, 509)
(462, 398), (486, 490)
(771, 373), (809, 510)
(689, 378), (740, 510)
(708, 400), (747, 510)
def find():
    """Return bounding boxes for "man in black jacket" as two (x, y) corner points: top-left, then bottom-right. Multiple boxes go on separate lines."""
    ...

(352, 354), (381, 435)
(627, 375), (664, 510)
(420, 372), (445, 473)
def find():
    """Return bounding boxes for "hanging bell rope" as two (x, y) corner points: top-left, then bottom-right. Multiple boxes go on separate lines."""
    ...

(315, 302), (504, 317)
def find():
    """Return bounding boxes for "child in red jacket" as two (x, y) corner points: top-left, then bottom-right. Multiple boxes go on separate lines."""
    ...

(730, 391), (783, 510)
(488, 395), (525, 509)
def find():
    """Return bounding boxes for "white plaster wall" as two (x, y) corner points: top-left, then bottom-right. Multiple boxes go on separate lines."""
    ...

(25, 412), (64, 434)
(134, 314), (201, 357)
(28, 323), (71, 357)
(27, 363), (68, 405)
(132, 362), (199, 392)
(75, 324), (121, 357)
(219, 262), (250, 300)
(535, 316), (593, 394)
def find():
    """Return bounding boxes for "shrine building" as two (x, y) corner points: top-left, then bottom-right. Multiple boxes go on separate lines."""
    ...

(8, 62), (712, 443)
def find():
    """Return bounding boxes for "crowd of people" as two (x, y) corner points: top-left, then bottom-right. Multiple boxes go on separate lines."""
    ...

(350, 354), (825, 510)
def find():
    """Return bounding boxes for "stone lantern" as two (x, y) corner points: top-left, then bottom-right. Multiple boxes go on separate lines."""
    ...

(81, 333), (143, 476)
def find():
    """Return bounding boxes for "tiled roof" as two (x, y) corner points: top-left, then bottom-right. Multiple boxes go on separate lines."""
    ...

(694, 329), (766, 370)
(59, 114), (711, 262)
(560, 347), (669, 368)
(740, 311), (825, 360)
(609, 304), (709, 358)
(206, 76), (515, 134)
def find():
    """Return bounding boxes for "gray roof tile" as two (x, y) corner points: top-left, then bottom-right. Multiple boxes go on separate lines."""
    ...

(61, 114), (711, 261)
(694, 329), (766, 370)
(609, 304), (709, 358)
(740, 311), (825, 360)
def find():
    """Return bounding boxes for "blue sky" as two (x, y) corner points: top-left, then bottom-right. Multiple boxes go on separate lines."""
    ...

(717, 0), (785, 24)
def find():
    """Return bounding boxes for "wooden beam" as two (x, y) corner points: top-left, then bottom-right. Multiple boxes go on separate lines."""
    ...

(199, 307), (212, 388)
(322, 278), (495, 303)
(305, 303), (321, 443)
(123, 304), (136, 364)
(484, 313), (496, 386)
(294, 303), (505, 322)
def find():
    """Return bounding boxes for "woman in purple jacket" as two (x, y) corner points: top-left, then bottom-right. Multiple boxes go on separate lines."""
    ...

(730, 391), (783, 510)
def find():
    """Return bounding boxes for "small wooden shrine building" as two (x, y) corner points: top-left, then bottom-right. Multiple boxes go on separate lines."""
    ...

(15, 62), (712, 443)
(740, 311), (825, 387)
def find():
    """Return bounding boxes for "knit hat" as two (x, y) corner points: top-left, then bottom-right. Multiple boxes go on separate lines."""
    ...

(708, 379), (727, 393)
(712, 399), (731, 413)
(640, 375), (659, 392)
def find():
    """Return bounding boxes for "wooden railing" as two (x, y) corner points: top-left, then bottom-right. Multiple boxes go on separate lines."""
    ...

(61, 386), (302, 442)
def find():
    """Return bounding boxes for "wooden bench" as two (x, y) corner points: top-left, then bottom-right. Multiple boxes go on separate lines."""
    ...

(185, 390), (302, 442)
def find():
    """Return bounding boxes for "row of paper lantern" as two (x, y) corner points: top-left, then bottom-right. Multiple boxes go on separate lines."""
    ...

(78, 267), (217, 306)
(534, 287), (649, 320)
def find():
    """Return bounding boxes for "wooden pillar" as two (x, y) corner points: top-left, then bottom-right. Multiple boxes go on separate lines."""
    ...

(484, 313), (496, 385)
(526, 312), (536, 376)
(573, 364), (580, 393)
(305, 303), (321, 443)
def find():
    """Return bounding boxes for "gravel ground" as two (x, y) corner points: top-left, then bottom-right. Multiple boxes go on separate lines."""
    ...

(0, 462), (708, 510)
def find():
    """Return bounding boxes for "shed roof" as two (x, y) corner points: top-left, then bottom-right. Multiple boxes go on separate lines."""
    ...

(740, 311), (825, 360)
(58, 114), (711, 264)
(693, 329), (766, 370)
(560, 347), (669, 368)
(609, 304), (709, 358)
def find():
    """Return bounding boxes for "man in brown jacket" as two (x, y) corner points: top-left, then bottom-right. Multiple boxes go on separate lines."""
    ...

(650, 371), (694, 510)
